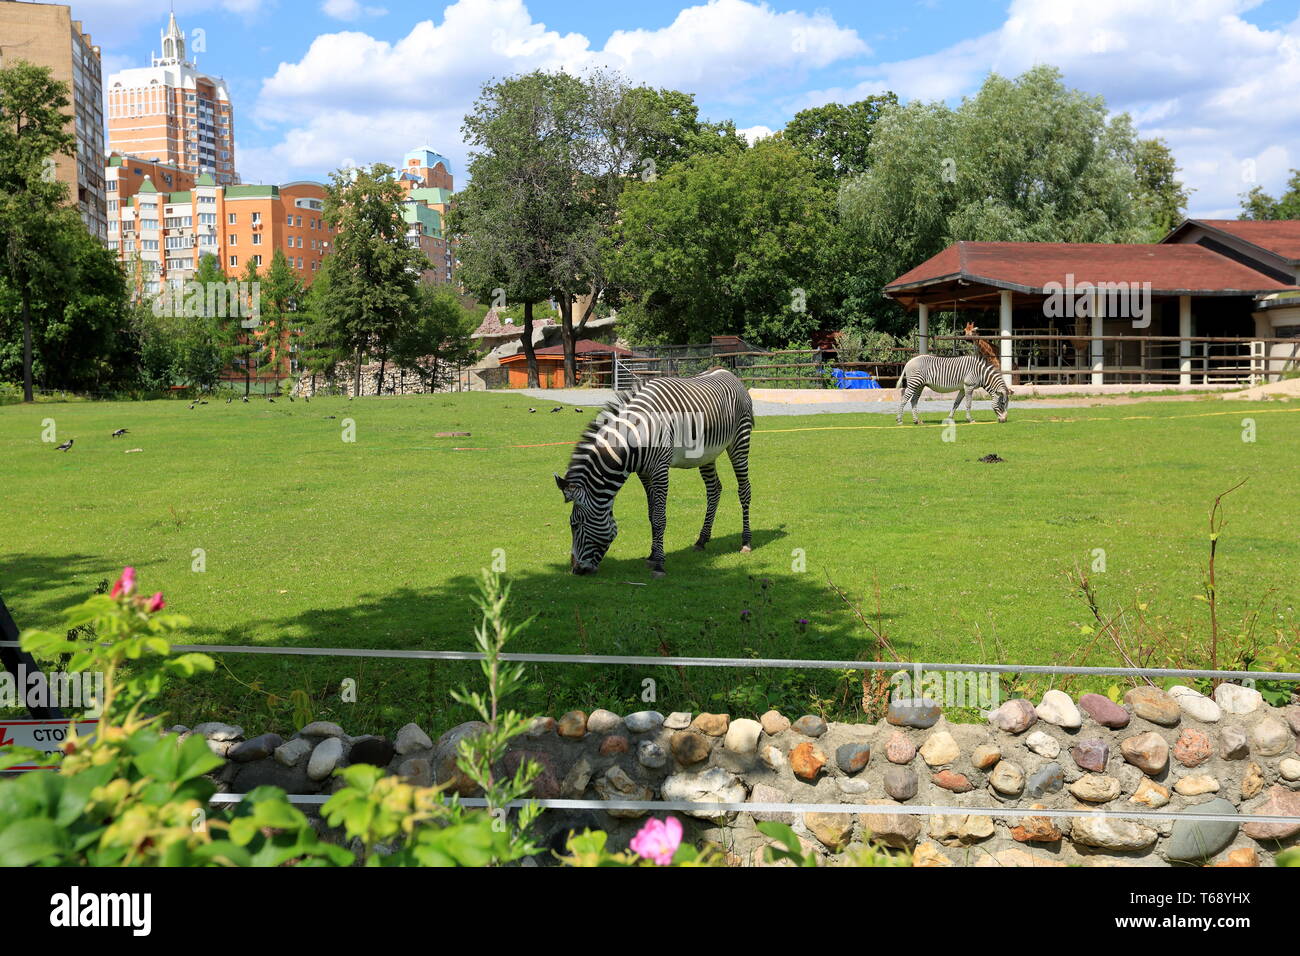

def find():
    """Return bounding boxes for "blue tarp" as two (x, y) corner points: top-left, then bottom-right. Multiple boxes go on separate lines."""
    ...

(830, 367), (881, 390)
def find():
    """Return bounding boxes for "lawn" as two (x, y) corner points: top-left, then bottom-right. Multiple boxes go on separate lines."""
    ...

(2, 391), (1297, 735)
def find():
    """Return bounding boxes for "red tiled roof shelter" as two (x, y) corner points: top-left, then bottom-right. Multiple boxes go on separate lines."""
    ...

(497, 339), (630, 388)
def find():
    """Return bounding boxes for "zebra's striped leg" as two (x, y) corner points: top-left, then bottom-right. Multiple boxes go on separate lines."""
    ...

(694, 463), (721, 550)
(639, 468), (670, 575)
(896, 381), (909, 425)
(946, 387), (964, 424)
(727, 444), (752, 553)
(964, 388), (974, 422)
(910, 385), (923, 425)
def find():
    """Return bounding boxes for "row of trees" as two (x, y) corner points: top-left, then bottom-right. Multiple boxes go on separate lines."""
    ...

(1, 59), (474, 399)
(451, 65), (1195, 380)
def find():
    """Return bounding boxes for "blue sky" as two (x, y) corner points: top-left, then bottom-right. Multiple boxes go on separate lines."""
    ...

(74, 0), (1300, 216)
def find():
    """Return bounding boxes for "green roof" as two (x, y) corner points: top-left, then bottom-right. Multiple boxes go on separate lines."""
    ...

(225, 184), (279, 200)
(196, 173), (216, 186)
(138, 179), (158, 194)
(109, 156), (124, 167)
(401, 202), (443, 239)
(168, 191), (192, 203)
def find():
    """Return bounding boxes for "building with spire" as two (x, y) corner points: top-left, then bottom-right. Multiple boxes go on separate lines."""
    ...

(105, 12), (238, 185)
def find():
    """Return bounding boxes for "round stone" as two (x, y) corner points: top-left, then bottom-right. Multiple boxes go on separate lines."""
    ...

(1279, 758), (1300, 781)
(1070, 739), (1109, 773)
(1025, 730), (1060, 758)
(1173, 728), (1213, 767)
(1120, 731), (1169, 775)
(1165, 797), (1238, 861)
(971, 743), (1001, 770)
(637, 739), (667, 769)
(557, 710), (588, 738)
(308, 737), (344, 781)
(920, 730), (959, 767)
(670, 731), (711, 766)
(1124, 686), (1181, 726)
(1079, 693), (1130, 729)
(1036, 690), (1082, 728)
(1168, 685), (1221, 723)
(1242, 785), (1300, 840)
(1068, 773), (1121, 802)
(883, 766), (918, 800)
(792, 714), (828, 737)
(1026, 762), (1065, 798)
(599, 735), (629, 756)
(692, 713), (730, 737)
(586, 709), (623, 733)
(724, 718), (763, 754)
(805, 811), (854, 851)
(759, 709), (790, 735)
(662, 711), (692, 730)
(1250, 716), (1292, 757)
(987, 699), (1037, 734)
(1173, 774), (1220, 796)
(1070, 815), (1157, 851)
(394, 722), (433, 754)
(885, 731), (917, 764)
(229, 733), (282, 763)
(887, 697), (942, 729)
(1130, 778), (1170, 808)
(625, 711), (664, 734)
(1213, 682), (1262, 715)
(836, 742), (872, 774)
(989, 761), (1025, 796)
(1220, 725), (1249, 759)
(932, 770), (973, 793)
(790, 742), (827, 781)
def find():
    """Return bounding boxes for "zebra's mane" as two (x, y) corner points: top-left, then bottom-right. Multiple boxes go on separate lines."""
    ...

(569, 385), (640, 465)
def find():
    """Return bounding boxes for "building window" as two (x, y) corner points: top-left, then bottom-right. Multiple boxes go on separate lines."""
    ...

(229, 255), (238, 267)
(228, 213), (237, 224)
(251, 212), (261, 224)
(228, 235), (237, 245)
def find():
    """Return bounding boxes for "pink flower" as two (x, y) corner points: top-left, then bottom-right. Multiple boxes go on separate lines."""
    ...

(630, 816), (682, 866)
(110, 566), (136, 599)
(146, 592), (166, 612)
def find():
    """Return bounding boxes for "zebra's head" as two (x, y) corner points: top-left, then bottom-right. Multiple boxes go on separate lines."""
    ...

(555, 473), (617, 574)
(993, 383), (1010, 422)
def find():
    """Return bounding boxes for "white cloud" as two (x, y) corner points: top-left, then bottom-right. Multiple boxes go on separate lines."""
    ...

(243, 0), (865, 182)
(796, 0), (1300, 217)
(321, 0), (388, 22)
(737, 124), (775, 145)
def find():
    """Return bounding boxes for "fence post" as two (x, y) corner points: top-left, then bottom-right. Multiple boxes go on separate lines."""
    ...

(918, 302), (929, 355)
(1179, 296), (1192, 386)
(999, 291), (1013, 377)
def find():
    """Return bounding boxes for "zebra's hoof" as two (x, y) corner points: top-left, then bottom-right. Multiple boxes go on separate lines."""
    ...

(740, 545), (752, 554)
(693, 542), (707, 552)
(651, 570), (666, 579)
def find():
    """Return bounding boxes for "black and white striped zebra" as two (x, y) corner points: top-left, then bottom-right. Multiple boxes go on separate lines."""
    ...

(896, 339), (1010, 425)
(555, 368), (754, 577)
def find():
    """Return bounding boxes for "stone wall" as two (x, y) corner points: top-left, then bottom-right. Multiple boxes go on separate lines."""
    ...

(189, 682), (1300, 867)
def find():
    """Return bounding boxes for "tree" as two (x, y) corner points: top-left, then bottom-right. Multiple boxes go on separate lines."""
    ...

(1132, 137), (1191, 237)
(1240, 169), (1300, 221)
(391, 284), (475, 391)
(258, 250), (303, 393)
(782, 94), (898, 182)
(838, 66), (1172, 334)
(611, 138), (836, 347)
(0, 60), (76, 402)
(297, 256), (349, 393)
(320, 164), (424, 394)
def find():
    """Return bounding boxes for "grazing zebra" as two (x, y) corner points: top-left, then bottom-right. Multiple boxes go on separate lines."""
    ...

(555, 368), (754, 577)
(896, 323), (1010, 425)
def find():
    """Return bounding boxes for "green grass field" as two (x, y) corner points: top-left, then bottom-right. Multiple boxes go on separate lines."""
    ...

(2, 392), (1297, 734)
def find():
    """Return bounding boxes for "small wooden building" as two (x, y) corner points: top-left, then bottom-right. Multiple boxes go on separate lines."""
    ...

(497, 340), (631, 388)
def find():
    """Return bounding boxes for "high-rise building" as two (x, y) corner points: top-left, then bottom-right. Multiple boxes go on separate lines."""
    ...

(106, 13), (237, 185)
(0, 0), (107, 239)
(397, 147), (454, 284)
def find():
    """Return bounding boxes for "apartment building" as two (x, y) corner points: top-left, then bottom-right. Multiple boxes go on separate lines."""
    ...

(0, 0), (107, 238)
(398, 146), (454, 283)
(105, 13), (237, 185)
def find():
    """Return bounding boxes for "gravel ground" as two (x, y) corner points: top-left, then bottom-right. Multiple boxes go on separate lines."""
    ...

(493, 388), (1073, 416)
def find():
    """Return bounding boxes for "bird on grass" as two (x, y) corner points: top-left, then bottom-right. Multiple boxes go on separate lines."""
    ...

(288, 396), (295, 403)
(55, 438), (73, 451)
(199, 400), (208, 405)
(111, 428), (128, 438)
(575, 407), (583, 413)
(188, 402), (196, 410)
(226, 397), (232, 405)
(267, 398), (275, 403)
(303, 396), (310, 404)
(550, 407), (562, 413)
(528, 408), (537, 413)
(241, 396), (249, 403)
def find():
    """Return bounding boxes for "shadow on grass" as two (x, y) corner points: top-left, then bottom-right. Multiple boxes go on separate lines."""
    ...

(162, 525), (919, 736)
(0, 552), (123, 625)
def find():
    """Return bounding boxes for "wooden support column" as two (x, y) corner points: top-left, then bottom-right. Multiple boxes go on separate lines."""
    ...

(918, 302), (929, 355)
(1179, 295), (1192, 386)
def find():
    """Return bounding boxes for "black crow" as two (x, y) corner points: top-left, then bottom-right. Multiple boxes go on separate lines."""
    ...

(528, 408), (537, 413)
(268, 398), (275, 403)
(551, 407), (561, 413)
(55, 439), (73, 451)
(242, 396), (249, 403)
(111, 428), (128, 437)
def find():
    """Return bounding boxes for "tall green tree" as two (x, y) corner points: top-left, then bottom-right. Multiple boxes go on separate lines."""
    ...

(321, 164), (424, 394)
(611, 138), (836, 347)
(0, 60), (76, 402)
(781, 94), (898, 182)
(1132, 137), (1191, 237)
(258, 249), (303, 392)
(391, 284), (475, 391)
(1240, 169), (1300, 220)
(297, 256), (349, 393)
(838, 66), (1172, 334)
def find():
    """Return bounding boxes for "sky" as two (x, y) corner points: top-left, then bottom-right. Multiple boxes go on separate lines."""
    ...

(69, 0), (1300, 217)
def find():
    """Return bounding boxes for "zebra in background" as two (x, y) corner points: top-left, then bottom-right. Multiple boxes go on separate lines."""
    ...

(555, 368), (754, 577)
(896, 322), (1010, 425)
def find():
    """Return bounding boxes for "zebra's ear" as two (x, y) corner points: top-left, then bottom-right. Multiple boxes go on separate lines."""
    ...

(555, 473), (575, 501)
(554, 473), (566, 493)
